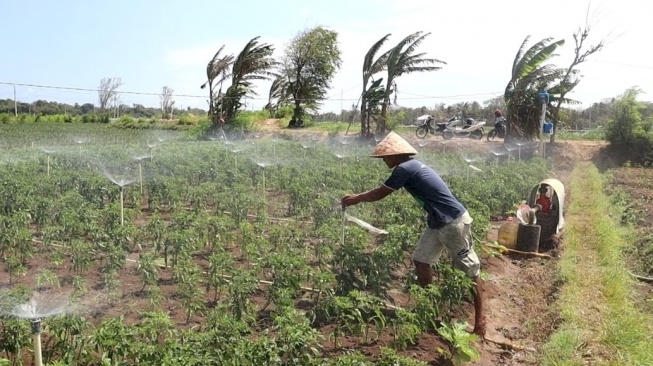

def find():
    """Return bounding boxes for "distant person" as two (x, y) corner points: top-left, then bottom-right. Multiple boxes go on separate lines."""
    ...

(216, 116), (227, 140)
(341, 131), (486, 338)
(536, 185), (551, 214)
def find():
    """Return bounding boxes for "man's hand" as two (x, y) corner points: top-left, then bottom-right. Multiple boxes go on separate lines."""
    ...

(341, 194), (361, 207)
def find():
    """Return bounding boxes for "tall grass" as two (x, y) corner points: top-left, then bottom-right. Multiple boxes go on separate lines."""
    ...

(541, 163), (653, 365)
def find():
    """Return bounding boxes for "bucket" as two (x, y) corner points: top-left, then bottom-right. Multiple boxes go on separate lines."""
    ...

(517, 224), (541, 253)
(497, 219), (519, 249)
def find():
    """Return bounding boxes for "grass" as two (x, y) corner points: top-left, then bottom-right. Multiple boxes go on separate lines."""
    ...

(541, 162), (653, 365)
(304, 121), (360, 134)
(555, 129), (605, 141)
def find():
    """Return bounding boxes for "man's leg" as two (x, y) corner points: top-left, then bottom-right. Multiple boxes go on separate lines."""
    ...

(472, 276), (486, 338)
(413, 260), (433, 287)
(440, 212), (486, 338)
(411, 227), (443, 288)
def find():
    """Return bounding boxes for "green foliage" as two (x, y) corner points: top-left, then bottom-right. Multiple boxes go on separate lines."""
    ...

(436, 321), (480, 365)
(280, 26), (342, 126)
(505, 36), (565, 139)
(604, 87), (653, 165)
(0, 123), (552, 365)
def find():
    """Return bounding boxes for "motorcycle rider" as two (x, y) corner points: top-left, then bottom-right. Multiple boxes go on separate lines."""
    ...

(493, 110), (507, 135)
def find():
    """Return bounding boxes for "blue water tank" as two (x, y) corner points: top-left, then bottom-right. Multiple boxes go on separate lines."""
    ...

(543, 121), (553, 134)
(537, 91), (550, 104)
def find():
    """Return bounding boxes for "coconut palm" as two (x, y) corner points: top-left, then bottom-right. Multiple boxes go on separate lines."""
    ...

(379, 31), (445, 133)
(201, 46), (234, 124)
(222, 37), (278, 121)
(360, 34), (392, 138)
(504, 36), (565, 139)
(264, 74), (291, 117)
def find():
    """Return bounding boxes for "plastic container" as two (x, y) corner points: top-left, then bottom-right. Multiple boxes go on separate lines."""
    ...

(497, 218), (519, 249)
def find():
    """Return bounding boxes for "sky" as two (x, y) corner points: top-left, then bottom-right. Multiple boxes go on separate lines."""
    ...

(1, 0), (652, 114)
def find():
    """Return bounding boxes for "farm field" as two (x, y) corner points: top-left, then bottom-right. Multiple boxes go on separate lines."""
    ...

(0, 121), (648, 365)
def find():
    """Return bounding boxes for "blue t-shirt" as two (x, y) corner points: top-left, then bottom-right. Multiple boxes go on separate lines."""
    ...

(383, 158), (465, 229)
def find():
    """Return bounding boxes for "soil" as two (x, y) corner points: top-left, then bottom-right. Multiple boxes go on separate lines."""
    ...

(0, 120), (617, 365)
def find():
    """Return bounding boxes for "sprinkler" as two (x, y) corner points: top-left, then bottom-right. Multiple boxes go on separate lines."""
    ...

(514, 141), (528, 161)
(334, 153), (347, 175)
(4, 291), (75, 366)
(253, 160), (274, 193)
(300, 143), (311, 158)
(74, 138), (88, 157)
(101, 170), (136, 226)
(40, 148), (55, 176)
(467, 164), (483, 181)
(490, 149), (508, 164)
(504, 144), (519, 160)
(134, 155), (152, 194)
(31, 318), (43, 366)
(147, 142), (157, 160)
(230, 148), (242, 170)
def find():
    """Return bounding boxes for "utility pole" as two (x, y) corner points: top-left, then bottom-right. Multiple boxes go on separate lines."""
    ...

(13, 85), (17, 117)
(588, 107), (592, 130)
(538, 91), (549, 159)
(340, 89), (343, 122)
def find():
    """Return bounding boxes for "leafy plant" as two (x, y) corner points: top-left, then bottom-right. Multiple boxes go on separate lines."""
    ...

(436, 321), (480, 365)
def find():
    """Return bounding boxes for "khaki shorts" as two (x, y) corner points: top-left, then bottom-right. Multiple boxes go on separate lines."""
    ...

(411, 211), (481, 277)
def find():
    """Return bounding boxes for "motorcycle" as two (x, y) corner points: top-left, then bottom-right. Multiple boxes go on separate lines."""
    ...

(442, 117), (485, 140)
(415, 115), (462, 139)
(487, 117), (507, 141)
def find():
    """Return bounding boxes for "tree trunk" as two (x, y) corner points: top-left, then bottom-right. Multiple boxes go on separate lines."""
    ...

(360, 99), (368, 137)
(549, 99), (563, 144)
(379, 101), (388, 134)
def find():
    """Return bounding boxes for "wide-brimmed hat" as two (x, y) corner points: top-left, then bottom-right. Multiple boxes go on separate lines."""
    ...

(370, 131), (418, 158)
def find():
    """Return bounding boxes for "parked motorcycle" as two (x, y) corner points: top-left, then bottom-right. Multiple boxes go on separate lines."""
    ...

(442, 117), (485, 139)
(415, 115), (462, 139)
(487, 117), (507, 141)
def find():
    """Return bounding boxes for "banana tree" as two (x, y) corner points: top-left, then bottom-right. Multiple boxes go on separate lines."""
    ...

(360, 34), (392, 138)
(380, 31), (445, 133)
(504, 36), (565, 140)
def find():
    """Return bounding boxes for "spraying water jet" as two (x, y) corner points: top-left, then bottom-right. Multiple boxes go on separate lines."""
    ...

(101, 169), (136, 226)
(3, 291), (77, 366)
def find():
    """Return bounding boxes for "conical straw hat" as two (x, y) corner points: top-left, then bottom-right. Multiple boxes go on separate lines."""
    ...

(370, 131), (418, 158)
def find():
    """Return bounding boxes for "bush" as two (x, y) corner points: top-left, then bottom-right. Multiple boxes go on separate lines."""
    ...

(605, 88), (653, 165)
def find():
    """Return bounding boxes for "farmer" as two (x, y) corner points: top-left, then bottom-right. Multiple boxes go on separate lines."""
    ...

(341, 131), (486, 337)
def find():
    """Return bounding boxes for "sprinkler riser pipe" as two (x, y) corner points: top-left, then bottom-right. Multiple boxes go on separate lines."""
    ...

(120, 188), (124, 226)
(33, 333), (43, 366)
(31, 319), (43, 366)
(139, 162), (143, 194)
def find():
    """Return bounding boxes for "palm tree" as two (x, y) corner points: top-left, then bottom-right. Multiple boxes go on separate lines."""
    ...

(379, 31), (445, 133)
(264, 74), (290, 117)
(360, 34), (392, 138)
(222, 37), (277, 121)
(504, 36), (565, 140)
(201, 46), (234, 125)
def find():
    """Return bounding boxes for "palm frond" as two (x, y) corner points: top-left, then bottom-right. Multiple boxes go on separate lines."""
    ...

(363, 34), (392, 79)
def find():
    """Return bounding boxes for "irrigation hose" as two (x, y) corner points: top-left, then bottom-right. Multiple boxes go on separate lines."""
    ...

(482, 243), (553, 259)
(341, 204), (346, 247)
(628, 271), (653, 283)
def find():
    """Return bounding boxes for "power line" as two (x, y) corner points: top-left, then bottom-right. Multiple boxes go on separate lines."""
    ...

(588, 59), (653, 70)
(0, 81), (505, 102)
